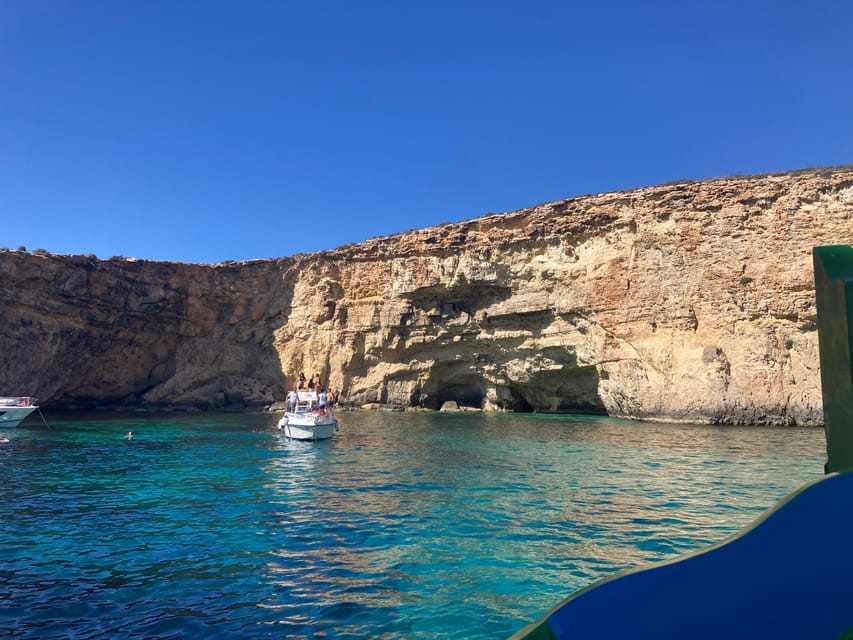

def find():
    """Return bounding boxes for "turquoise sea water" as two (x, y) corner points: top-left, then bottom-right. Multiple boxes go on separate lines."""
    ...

(1, 411), (825, 639)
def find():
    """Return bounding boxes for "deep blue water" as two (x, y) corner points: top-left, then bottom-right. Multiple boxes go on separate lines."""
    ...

(0, 411), (825, 639)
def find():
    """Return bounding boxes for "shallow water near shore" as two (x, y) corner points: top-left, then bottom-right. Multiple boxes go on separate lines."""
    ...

(1, 410), (825, 638)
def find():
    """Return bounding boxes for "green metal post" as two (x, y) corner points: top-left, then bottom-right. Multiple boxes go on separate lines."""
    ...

(813, 245), (853, 473)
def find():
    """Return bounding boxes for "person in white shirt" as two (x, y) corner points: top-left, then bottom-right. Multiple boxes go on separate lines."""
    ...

(286, 389), (298, 412)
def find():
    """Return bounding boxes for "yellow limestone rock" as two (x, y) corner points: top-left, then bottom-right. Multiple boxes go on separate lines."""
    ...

(2, 166), (851, 423)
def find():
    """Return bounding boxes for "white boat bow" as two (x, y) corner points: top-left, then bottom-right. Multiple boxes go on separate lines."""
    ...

(0, 397), (39, 427)
(277, 391), (339, 440)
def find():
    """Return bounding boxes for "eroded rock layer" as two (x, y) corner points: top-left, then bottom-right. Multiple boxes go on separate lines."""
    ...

(3, 167), (853, 423)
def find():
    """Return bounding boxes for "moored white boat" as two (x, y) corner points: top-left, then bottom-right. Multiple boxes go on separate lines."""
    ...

(0, 397), (39, 427)
(277, 391), (339, 440)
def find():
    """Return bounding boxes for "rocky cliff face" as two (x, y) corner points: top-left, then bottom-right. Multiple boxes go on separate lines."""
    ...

(0, 254), (296, 410)
(3, 167), (853, 423)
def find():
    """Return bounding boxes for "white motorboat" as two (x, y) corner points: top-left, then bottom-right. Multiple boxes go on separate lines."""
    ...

(0, 397), (39, 427)
(277, 391), (339, 440)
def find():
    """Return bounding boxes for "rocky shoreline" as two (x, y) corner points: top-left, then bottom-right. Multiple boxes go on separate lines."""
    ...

(3, 166), (853, 425)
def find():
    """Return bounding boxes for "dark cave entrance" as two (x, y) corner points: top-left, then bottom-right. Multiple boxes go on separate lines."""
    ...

(503, 389), (534, 413)
(520, 364), (607, 414)
(420, 361), (606, 414)
(425, 381), (484, 410)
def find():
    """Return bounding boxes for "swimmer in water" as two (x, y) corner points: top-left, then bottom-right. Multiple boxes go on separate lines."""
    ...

(126, 431), (133, 439)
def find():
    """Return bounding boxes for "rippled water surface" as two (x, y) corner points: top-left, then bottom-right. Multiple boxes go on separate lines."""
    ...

(1, 411), (825, 638)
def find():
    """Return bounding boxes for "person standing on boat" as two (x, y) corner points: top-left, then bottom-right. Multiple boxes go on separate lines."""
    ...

(311, 372), (322, 391)
(318, 387), (328, 413)
(297, 373), (307, 390)
(286, 388), (298, 412)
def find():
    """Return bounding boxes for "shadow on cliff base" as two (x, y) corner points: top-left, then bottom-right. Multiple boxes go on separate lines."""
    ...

(416, 364), (607, 414)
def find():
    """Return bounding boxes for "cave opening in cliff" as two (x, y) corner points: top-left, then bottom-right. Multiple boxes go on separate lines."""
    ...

(426, 382), (485, 411)
(515, 364), (607, 414)
(503, 391), (534, 413)
(418, 358), (607, 413)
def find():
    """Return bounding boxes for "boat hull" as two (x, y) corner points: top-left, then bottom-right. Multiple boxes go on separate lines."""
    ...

(0, 406), (37, 427)
(278, 412), (339, 440)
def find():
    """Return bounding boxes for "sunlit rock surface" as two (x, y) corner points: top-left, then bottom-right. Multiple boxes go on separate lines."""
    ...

(3, 167), (852, 423)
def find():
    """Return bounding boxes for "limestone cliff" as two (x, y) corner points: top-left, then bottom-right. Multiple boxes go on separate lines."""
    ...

(3, 167), (853, 424)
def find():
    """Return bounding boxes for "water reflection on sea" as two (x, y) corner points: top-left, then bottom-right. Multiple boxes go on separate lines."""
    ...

(0, 410), (825, 639)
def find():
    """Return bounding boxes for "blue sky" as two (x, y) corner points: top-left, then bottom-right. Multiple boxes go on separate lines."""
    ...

(1, 1), (851, 264)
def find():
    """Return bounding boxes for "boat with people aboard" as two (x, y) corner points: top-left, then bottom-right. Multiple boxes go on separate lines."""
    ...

(0, 396), (39, 427)
(277, 390), (339, 440)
